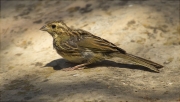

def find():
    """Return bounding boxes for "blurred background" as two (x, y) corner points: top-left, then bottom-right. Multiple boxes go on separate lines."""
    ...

(1, 0), (180, 101)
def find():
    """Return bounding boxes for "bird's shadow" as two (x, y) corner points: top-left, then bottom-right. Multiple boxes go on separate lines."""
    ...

(44, 58), (159, 73)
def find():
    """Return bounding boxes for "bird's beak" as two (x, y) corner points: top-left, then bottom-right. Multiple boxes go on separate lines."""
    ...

(40, 25), (48, 31)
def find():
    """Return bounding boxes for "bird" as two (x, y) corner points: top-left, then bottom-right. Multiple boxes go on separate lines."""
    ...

(40, 21), (163, 72)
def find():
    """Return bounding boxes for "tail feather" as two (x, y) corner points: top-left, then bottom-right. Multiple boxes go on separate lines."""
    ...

(127, 54), (163, 68)
(113, 53), (163, 72)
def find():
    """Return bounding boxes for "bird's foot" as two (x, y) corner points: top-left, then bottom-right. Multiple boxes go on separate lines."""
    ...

(62, 66), (85, 71)
(61, 63), (88, 71)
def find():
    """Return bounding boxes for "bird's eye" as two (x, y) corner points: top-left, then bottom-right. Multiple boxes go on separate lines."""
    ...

(52, 25), (56, 29)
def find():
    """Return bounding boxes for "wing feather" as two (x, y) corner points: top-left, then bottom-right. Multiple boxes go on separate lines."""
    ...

(74, 29), (126, 54)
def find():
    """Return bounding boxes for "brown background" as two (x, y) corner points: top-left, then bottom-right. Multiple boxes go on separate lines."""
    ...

(0, 0), (180, 101)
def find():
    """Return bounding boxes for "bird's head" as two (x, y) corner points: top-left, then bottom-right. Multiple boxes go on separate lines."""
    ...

(40, 21), (70, 37)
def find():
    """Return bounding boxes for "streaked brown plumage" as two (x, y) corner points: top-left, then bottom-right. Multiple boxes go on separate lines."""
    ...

(40, 21), (163, 72)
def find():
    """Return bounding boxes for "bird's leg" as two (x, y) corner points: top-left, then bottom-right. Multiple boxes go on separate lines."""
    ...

(71, 63), (88, 70)
(62, 63), (89, 71)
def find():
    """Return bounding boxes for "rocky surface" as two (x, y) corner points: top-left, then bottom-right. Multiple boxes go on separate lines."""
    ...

(0, 0), (180, 102)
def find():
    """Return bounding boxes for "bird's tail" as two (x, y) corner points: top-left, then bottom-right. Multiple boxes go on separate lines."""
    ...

(112, 53), (163, 72)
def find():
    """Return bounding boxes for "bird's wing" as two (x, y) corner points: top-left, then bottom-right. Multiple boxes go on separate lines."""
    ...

(69, 29), (126, 54)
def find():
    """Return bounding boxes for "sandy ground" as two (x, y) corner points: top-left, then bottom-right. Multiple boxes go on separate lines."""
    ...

(0, 0), (180, 102)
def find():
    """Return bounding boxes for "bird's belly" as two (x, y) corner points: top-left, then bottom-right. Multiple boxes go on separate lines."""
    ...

(57, 51), (85, 63)
(56, 50), (105, 64)
(62, 54), (85, 63)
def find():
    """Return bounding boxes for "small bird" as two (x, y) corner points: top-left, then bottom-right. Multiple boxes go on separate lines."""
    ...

(40, 21), (163, 72)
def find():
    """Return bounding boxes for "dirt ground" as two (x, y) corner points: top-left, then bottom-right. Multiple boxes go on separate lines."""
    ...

(0, 0), (180, 102)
